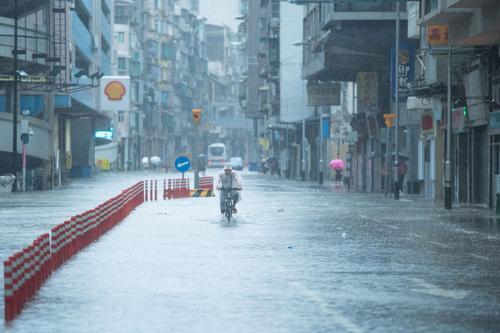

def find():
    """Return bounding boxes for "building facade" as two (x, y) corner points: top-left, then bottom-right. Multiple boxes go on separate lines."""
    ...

(0, 0), (114, 190)
(238, 0), (280, 169)
(205, 23), (251, 160)
(414, 0), (500, 207)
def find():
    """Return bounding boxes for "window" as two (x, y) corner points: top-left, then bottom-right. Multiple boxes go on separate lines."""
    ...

(118, 32), (125, 43)
(118, 57), (127, 70)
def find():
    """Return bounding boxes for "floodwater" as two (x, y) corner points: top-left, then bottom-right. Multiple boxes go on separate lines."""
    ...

(1, 170), (500, 332)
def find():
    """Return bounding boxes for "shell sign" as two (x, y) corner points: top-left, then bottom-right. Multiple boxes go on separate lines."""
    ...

(104, 81), (126, 101)
(100, 76), (130, 111)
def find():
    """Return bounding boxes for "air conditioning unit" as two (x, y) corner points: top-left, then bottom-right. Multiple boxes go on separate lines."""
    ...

(407, 1), (420, 39)
(493, 82), (500, 107)
(407, 96), (432, 110)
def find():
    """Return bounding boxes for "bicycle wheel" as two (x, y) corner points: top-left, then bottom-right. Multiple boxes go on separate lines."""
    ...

(225, 200), (232, 221)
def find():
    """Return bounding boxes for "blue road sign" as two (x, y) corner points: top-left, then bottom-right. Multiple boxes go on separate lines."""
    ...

(175, 156), (191, 173)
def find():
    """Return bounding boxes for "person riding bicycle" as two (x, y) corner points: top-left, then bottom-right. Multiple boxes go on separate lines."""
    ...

(216, 163), (243, 214)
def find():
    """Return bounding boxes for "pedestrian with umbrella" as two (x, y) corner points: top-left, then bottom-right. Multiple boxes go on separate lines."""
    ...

(329, 159), (345, 186)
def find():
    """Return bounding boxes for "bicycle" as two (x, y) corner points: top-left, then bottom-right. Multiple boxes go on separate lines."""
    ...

(220, 187), (239, 222)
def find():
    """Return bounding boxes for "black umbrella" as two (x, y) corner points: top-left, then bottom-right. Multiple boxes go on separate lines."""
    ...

(391, 152), (410, 161)
(370, 152), (409, 161)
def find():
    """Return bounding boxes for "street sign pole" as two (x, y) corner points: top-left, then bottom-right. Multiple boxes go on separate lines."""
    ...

(194, 125), (199, 189)
(192, 108), (202, 189)
(11, 0), (19, 193)
(20, 110), (30, 192)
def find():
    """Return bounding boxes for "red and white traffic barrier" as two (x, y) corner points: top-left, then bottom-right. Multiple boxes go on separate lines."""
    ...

(199, 176), (214, 190)
(3, 233), (51, 322)
(3, 181), (144, 322)
(165, 178), (190, 199)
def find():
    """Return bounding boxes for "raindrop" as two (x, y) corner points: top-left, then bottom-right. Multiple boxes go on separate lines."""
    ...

(341, 232), (347, 239)
(277, 208), (285, 212)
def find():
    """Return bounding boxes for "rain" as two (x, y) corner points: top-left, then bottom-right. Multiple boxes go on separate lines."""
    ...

(1, 0), (500, 332)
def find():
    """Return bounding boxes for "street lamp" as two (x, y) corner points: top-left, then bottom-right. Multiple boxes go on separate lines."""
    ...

(291, 40), (309, 182)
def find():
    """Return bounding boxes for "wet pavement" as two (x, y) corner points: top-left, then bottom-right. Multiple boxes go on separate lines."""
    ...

(1, 170), (500, 332)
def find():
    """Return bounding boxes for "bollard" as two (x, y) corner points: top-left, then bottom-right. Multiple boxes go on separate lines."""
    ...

(4, 258), (13, 321)
(163, 179), (166, 200)
(154, 180), (158, 201)
(150, 180), (153, 201)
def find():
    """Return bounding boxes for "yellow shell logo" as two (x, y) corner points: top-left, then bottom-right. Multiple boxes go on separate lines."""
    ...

(104, 81), (126, 101)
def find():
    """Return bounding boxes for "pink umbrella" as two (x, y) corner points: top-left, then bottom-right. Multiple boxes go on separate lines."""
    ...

(329, 159), (345, 170)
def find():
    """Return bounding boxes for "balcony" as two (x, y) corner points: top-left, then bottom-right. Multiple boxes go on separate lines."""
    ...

(102, 0), (112, 14)
(101, 52), (112, 75)
(448, 0), (493, 8)
(79, 0), (93, 17)
(101, 14), (111, 46)
(72, 12), (94, 60)
(302, 51), (326, 79)
(422, 0), (473, 24)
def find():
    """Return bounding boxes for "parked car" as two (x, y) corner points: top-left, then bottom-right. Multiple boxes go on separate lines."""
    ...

(229, 157), (244, 170)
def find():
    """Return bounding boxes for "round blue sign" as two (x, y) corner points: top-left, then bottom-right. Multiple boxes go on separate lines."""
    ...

(175, 156), (191, 173)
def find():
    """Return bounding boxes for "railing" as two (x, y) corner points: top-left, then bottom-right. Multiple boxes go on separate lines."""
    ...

(334, 2), (406, 12)
(101, 52), (112, 75)
(100, 14), (111, 45)
(3, 182), (145, 322)
(72, 12), (93, 60)
(80, 0), (93, 16)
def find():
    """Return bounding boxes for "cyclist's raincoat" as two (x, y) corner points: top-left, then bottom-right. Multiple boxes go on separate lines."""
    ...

(216, 170), (242, 204)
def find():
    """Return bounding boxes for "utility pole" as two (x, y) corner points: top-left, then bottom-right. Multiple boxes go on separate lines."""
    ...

(393, 1), (401, 200)
(11, 0), (19, 192)
(301, 118), (306, 181)
(319, 108), (324, 185)
(444, 43), (452, 209)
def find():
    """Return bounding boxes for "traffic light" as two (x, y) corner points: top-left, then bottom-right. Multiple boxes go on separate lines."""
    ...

(20, 133), (29, 144)
(192, 108), (202, 124)
(463, 106), (468, 118)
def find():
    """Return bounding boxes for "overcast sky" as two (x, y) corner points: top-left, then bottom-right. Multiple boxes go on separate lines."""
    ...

(199, 0), (239, 31)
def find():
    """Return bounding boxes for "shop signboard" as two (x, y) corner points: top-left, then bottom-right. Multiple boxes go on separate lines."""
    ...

(357, 72), (378, 113)
(452, 108), (466, 133)
(421, 112), (433, 135)
(427, 25), (449, 46)
(307, 82), (340, 106)
(490, 111), (500, 135)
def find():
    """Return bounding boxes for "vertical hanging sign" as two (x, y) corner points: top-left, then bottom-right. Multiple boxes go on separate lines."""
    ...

(391, 43), (415, 101)
(321, 117), (330, 139)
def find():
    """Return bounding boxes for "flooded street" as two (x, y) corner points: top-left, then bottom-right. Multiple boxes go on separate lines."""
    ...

(2, 171), (500, 332)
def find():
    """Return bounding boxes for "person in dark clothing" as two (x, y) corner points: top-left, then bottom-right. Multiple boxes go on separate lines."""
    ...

(398, 159), (408, 194)
(335, 169), (343, 186)
(198, 154), (207, 176)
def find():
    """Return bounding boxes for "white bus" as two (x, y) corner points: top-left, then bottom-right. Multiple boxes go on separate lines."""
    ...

(207, 143), (227, 168)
